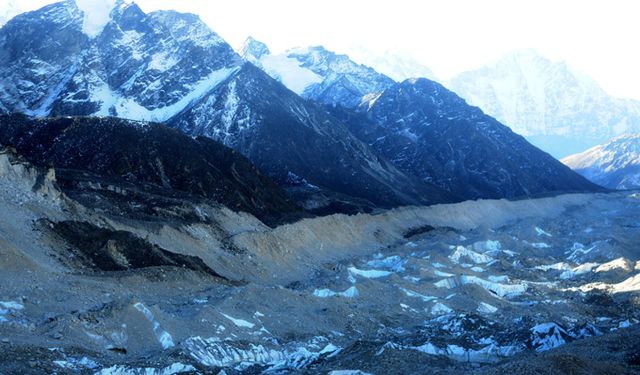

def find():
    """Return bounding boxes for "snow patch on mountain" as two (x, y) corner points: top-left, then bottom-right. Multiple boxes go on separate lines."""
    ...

(260, 54), (322, 95)
(148, 52), (179, 72)
(91, 66), (238, 121)
(221, 313), (255, 329)
(75, 0), (129, 37)
(313, 286), (359, 298)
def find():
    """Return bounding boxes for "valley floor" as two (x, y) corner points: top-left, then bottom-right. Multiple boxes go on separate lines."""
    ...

(0, 167), (639, 374)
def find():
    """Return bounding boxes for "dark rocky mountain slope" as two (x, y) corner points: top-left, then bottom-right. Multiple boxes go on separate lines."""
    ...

(0, 114), (301, 225)
(170, 63), (455, 209)
(352, 78), (604, 199)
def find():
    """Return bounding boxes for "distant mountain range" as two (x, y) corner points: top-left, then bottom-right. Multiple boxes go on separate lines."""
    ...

(0, 1), (601, 216)
(449, 49), (640, 158)
(562, 133), (640, 190)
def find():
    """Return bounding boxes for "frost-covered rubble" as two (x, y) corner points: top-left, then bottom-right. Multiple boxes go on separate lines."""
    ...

(0, 114), (635, 375)
(0, 148), (638, 374)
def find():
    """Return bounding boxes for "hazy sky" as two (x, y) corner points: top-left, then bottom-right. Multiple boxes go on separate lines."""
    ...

(2, 0), (640, 100)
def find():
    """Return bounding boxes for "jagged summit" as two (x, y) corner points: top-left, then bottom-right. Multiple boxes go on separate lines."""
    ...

(238, 36), (270, 63)
(170, 62), (453, 210)
(0, 0), (241, 119)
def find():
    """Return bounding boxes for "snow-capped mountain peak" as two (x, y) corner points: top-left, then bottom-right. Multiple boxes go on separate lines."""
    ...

(562, 133), (640, 189)
(449, 49), (640, 158)
(0, 0), (241, 120)
(244, 44), (395, 108)
(238, 36), (271, 63)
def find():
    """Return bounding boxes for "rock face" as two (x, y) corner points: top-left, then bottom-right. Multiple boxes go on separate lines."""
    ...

(0, 114), (301, 226)
(449, 49), (640, 158)
(52, 220), (226, 276)
(562, 133), (640, 190)
(0, 0), (241, 119)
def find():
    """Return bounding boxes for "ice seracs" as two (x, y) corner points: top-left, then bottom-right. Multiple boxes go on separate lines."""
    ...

(184, 336), (340, 371)
(435, 275), (527, 299)
(348, 266), (392, 279)
(573, 274), (640, 294)
(595, 257), (632, 273)
(449, 245), (493, 264)
(477, 302), (498, 314)
(96, 363), (195, 375)
(530, 322), (569, 352)
(133, 302), (175, 350)
(0, 300), (23, 323)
